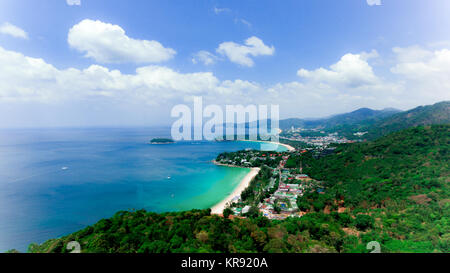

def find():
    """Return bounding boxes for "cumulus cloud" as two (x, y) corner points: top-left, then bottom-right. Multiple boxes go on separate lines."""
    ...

(66, 0), (81, 6)
(0, 22), (28, 39)
(297, 52), (380, 88)
(1, 44), (449, 127)
(216, 36), (275, 67)
(291, 46), (450, 113)
(0, 45), (256, 106)
(68, 19), (176, 64)
(367, 0), (381, 6)
(392, 46), (433, 63)
(192, 51), (218, 65)
(360, 49), (380, 61)
(391, 46), (450, 101)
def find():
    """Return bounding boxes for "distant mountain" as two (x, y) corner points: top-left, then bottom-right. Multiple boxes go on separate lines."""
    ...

(279, 107), (401, 131)
(316, 107), (401, 129)
(220, 101), (449, 141)
(366, 101), (450, 139)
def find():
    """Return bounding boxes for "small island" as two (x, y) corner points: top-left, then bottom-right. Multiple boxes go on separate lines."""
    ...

(150, 138), (175, 144)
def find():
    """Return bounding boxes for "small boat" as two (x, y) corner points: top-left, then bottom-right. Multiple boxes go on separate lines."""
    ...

(61, 167), (69, 170)
(167, 176), (171, 179)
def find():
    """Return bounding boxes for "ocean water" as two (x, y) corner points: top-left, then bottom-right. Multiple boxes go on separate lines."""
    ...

(0, 127), (286, 252)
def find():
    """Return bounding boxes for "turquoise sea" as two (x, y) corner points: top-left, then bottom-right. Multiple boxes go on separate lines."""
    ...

(0, 127), (286, 252)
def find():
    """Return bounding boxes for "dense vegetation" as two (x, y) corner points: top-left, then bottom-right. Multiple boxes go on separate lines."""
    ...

(28, 125), (449, 253)
(303, 125), (449, 204)
(240, 165), (274, 206)
(28, 209), (345, 253)
(216, 150), (283, 168)
(298, 125), (449, 252)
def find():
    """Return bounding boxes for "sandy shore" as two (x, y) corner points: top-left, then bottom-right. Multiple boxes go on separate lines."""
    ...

(210, 167), (261, 215)
(238, 139), (295, 152)
(210, 139), (293, 215)
(274, 141), (295, 152)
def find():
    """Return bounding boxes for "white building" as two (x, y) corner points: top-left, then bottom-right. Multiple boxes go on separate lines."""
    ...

(242, 205), (251, 214)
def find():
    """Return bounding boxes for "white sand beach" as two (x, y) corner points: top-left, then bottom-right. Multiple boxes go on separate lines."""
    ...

(210, 167), (261, 215)
(210, 139), (293, 215)
(239, 139), (295, 152)
(274, 142), (295, 152)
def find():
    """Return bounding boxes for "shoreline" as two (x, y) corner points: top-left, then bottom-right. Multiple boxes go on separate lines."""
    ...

(238, 139), (295, 152)
(210, 162), (261, 215)
(210, 140), (293, 215)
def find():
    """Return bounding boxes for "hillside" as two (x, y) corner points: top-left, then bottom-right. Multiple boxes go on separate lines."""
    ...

(302, 125), (449, 206)
(279, 107), (400, 131)
(300, 125), (449, 251)
(316, 107), (400, 129)
(222, 101), (448, 141)
(27, 125), (449, 253)
(366, 101), (450, 139)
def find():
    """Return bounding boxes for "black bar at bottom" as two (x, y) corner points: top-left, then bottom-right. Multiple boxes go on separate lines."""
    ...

(0, 253), (446, 272)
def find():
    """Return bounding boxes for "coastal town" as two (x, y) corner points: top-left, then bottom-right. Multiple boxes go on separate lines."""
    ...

(280, 127), (358, 147)
(214, 144), (324, 220)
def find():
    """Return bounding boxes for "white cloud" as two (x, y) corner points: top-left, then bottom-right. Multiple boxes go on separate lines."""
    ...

(216, 36), (275, 67)
(289, 46), (450, 114)
(66, 0), (81, 6)
(392, 46), (433, 63)
(192, 51), (218, 65)
(391, 47), (450, 77)
(391, 46), (450, 101)
(1, 44), (449, 127)
(367, 0), (381, 6)
(0, 22), (28, 39)
(0, 45), (256, 106)
(68, 19), (176, 64)
(360, 49), (379, 60)
(297, 52), (380, 88)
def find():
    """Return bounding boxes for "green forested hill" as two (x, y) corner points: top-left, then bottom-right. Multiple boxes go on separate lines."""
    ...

(279, 107), (400, 131)
(303, 124), (449, 206)
(366, 101), (450, 139)
(280, 101), (449, 140)
(317, 107), (400, 129)
(27, 125), (449, 253)
(301, 125), (449, 252)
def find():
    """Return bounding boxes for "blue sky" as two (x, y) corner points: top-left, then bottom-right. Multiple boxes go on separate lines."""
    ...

(0, 0), (449, 127)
